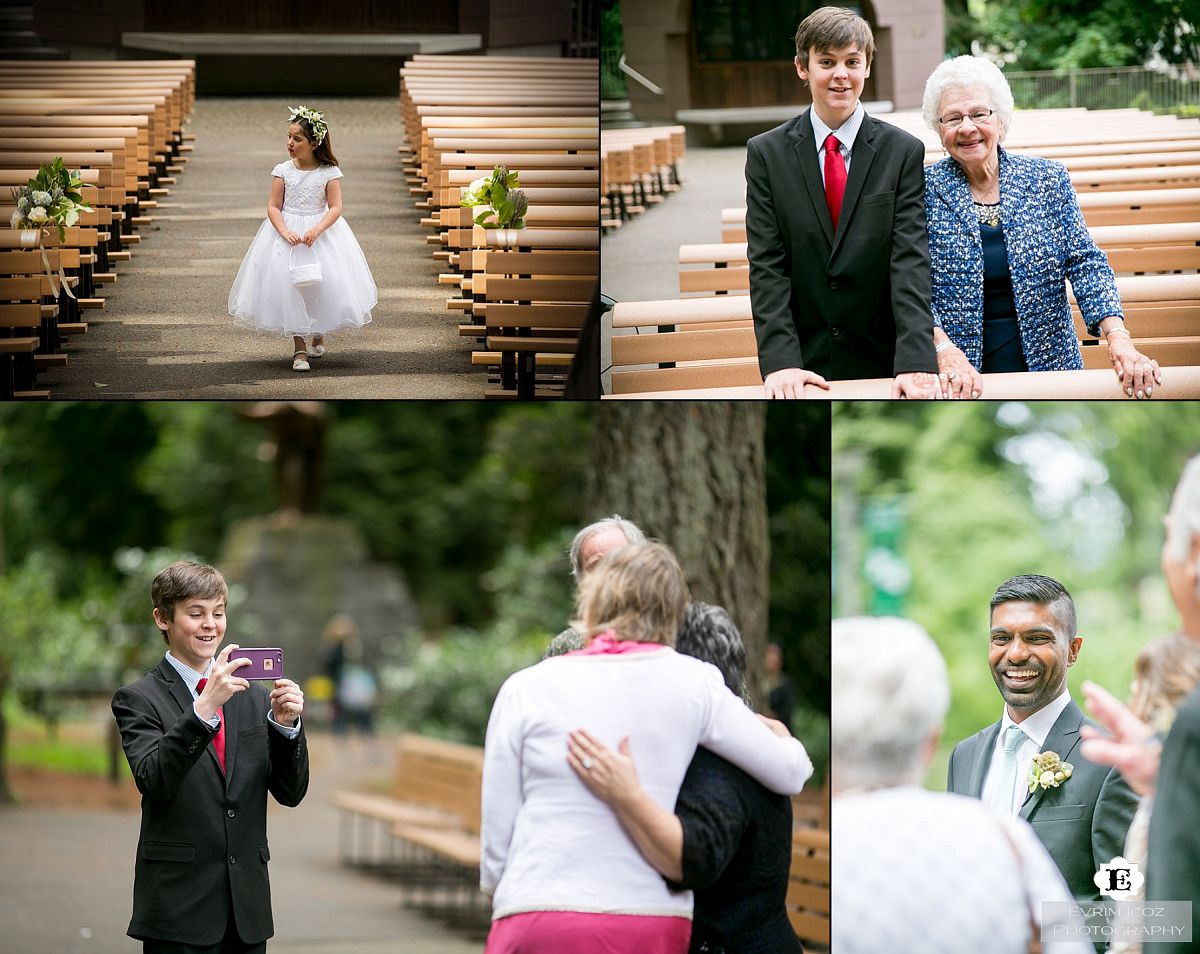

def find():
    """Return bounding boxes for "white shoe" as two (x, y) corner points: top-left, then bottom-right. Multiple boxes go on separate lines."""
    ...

(308, 343), (326, 358)
(292, 353), (310, 372)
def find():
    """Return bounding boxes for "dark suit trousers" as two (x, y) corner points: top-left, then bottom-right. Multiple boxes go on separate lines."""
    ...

(143, 917), (266, 954)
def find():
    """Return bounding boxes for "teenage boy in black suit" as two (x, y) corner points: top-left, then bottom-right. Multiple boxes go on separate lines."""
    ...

(747, 6), (941, 398)
(112, 561), (309, 953)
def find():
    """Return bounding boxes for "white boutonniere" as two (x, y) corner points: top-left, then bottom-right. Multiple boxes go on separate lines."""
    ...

(1028, 750), (1073, 792)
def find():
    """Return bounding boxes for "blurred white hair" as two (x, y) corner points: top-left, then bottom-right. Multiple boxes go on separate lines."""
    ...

(832, 616), (950, 792)
(1165, 456), (1200, 563)
(922, 55), (1014, 140)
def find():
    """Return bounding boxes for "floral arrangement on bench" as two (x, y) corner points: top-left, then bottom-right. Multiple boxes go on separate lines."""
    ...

(9, 157), (92, 242)
(459, 165), (528, 230)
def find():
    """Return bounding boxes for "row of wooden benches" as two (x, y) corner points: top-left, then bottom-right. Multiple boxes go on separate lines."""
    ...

(399, 53), (600, 398)
(333, 732), (832, 948)
(0, 59), (194, 396)
(604, 107), (1200, 398)
(601, 125), (687, 229)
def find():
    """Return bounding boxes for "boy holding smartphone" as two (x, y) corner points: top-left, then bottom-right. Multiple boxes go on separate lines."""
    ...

(112, 560), (309, 953)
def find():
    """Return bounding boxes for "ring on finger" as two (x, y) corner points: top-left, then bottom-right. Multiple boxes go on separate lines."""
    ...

(582, 757), (593, 770)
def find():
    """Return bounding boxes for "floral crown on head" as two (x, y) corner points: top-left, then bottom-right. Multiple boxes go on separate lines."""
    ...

(287, 105), (327, 146)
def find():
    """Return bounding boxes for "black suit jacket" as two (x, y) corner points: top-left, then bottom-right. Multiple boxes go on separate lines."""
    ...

(947, 699), (1138, 921)
(112, 658), (309, 946)
(746, 108), (938, 380)
(1146, 684), (1200, 954)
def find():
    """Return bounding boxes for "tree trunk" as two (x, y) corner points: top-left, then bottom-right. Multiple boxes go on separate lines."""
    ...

(587, 403), (770, 708)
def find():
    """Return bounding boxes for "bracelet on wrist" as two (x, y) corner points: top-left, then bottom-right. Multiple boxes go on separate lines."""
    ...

(1106, 327), (1131, 341)
(934, 340), (955, 355)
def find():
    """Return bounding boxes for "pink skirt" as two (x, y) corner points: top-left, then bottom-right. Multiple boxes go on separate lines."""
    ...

(485, 911), (691, 954)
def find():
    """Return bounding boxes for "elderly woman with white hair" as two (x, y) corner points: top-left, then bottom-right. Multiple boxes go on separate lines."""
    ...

(922, 55), (1161, 399)
(832, 617), (1092, 954)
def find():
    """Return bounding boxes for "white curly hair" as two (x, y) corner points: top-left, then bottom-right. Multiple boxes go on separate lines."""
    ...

(922, 55), (1015, 141)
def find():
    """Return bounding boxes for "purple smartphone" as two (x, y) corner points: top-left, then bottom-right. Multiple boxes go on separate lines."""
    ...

(235, 648), (285, 681)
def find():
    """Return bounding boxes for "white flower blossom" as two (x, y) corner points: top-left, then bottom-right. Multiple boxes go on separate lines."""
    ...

(31, 190), (51, 208)
(28, 206), (48, 224)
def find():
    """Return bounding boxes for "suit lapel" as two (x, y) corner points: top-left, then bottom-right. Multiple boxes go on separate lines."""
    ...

(830, 115), (878, 259)
(157, 658), (194, 718)
(791, 109), (835, 248)
(1020, 699), (1085, 820)
(967, 720), (1002, 797)
(221, 686), (242, 789)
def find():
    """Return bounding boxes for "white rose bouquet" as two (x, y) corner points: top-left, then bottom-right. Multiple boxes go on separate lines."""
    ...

(10, 157), (92, 241)
(459, 165), (528, 229)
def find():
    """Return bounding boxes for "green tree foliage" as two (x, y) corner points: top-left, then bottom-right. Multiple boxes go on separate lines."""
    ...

(765, 406), (831, 711)
(946, 0), (1198, 69)
(0, 404), (167, 583)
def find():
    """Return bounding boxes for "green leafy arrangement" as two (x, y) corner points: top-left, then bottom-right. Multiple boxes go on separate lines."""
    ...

(459, 165), (528, 229)
(9, 158), (92, 242)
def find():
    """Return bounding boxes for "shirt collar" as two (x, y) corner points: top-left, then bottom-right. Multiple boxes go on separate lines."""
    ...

(1000, 687), (1072, 749)
(165, 651), (213, 698)
(810, 100), (865, 153)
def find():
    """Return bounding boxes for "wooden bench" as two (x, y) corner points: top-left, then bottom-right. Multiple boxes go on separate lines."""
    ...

(331, 732), (483, 869)
(477, 249), (598, 398)
(605, 366), (1200, 399)
(332, 733), (488, 931)
(788, 827), (831, 952)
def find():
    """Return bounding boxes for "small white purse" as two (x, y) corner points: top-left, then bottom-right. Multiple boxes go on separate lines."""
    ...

(289, 242), (323, 288)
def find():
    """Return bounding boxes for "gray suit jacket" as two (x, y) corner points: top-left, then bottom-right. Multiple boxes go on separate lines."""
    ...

(948, 699), (1138, 913)
(1146, 684), (1200, 954)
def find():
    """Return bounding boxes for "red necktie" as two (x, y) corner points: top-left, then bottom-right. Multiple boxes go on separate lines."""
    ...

(195, 678), (226, 774)
(823, 133), (847, 232)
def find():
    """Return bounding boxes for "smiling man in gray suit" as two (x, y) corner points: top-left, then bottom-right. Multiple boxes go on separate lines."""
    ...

(947, 575), (1138, 940)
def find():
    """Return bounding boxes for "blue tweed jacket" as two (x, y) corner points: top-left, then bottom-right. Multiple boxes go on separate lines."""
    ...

(924, 148), (1123, 371)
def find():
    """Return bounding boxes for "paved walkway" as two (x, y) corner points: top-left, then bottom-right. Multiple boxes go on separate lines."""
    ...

(599, 145), (748, 391)
(52, 97), (486, 398)
(0, 732), (484, 954)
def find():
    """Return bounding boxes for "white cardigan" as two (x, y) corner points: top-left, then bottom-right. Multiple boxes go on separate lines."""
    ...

(480, 646), (813, 920)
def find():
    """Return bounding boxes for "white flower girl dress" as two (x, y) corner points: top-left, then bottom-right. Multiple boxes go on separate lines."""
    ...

(228, 160), (377, 336)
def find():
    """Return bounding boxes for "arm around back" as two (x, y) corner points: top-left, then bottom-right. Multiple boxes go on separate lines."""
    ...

(696, 664), (812, 795)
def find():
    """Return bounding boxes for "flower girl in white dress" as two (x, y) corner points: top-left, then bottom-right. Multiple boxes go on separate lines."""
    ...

(228, 106), (377, 371)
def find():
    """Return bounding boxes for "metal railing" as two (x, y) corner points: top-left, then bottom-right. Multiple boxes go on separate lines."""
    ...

(1003, 65), (1200, 115)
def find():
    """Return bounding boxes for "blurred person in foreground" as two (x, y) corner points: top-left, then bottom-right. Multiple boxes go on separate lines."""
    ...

(832, 616), (1092, 954)
(112, 561), (309, 953)
(566, 602), (804, 953)
(922, 56), (1161, 399)
(1108, 632), (1200, 954)
(480, 543), (812, 953)
(1082, 455), (1200, 954)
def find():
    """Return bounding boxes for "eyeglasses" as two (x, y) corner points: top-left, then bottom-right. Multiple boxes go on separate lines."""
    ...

(938, 109), (994, 129)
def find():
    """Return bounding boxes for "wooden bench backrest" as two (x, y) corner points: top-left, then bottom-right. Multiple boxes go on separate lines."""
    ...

(393, 733), (484, 833)
(788, 827), (831, 948)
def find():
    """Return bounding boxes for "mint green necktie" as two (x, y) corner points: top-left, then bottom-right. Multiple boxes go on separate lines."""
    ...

(987, 724), (1025, 815)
